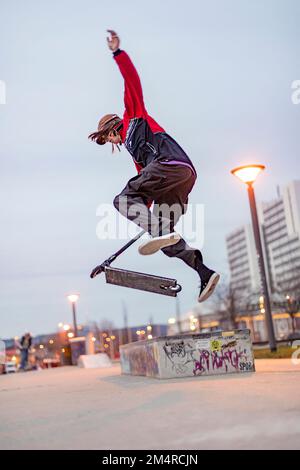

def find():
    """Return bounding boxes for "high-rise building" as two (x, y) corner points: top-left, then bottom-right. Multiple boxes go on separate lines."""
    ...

(226, 180), (300, 297)
(225, 224), (261, 295)
(260, 180), (300, 294)
(225, 181), (300, 341)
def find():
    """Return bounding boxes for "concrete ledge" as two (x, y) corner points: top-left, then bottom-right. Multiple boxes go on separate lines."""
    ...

(120, 329), (255, 379)
(77, 353), (112, 369)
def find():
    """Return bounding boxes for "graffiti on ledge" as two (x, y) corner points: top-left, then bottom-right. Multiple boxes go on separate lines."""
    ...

(163, 336), (254, 376)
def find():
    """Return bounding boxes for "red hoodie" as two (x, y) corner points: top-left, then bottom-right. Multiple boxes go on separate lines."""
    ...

(113, 49), (165, 174)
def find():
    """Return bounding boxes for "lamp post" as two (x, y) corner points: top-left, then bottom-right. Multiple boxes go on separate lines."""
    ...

(231, 164), (277, 351)
(67, 294), (79, 337)
(176, 297), (182, 334)
(168, 317), (176, 334)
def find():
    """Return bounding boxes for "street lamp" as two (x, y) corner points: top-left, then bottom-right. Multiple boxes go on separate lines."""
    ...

(231, 164), (277, 351)
(176, 296), (182, 334)
(67, 294), (79, 337)
(189, 315), (197, 332)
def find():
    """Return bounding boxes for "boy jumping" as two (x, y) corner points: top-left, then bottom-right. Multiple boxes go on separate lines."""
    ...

(89, 30), (219, 302)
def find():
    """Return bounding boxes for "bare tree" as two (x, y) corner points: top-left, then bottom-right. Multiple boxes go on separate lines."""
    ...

(213, 281), (241, 330)
(273, 264), (300, 334)
(99, 319), (115, 331)
(286, 296), (299, 333)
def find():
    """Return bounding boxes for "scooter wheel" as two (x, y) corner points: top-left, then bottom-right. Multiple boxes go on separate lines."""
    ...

(160, 283), (182, 293)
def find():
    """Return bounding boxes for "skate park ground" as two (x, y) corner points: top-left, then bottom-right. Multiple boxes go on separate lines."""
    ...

(0, 359), (299, 450)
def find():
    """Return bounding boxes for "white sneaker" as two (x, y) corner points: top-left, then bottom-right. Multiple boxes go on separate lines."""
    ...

(198, 272), (220, 303)
(138, 232), (181, 255)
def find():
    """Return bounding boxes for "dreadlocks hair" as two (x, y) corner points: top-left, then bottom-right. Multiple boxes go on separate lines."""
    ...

(88, 114), (123, 153)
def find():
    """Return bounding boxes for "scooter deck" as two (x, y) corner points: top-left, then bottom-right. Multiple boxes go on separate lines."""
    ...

(105, 267), (181, 297)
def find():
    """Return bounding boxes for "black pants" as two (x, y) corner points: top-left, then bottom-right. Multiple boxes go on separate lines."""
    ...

(113, 160), (203, 272)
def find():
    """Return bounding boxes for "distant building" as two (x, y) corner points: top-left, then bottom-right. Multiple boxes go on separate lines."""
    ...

(224, 180), (300, 341)
(225, 224), (261, 295)
(259, 180), (300, 294)
(226, 180), (300, 297)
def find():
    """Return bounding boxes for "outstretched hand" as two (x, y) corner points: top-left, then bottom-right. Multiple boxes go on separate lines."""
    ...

(106, 29), (120, 52)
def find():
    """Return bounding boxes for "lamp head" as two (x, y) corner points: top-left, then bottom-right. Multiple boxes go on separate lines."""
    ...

(231, 164), (265, 185)
(67, 294), (79, 303)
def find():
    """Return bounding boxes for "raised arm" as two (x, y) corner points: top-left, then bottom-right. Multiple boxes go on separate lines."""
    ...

(107, 30), (147, 118)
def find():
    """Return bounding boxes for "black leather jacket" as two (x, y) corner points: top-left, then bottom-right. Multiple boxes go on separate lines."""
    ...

(124, 117), (197, 175)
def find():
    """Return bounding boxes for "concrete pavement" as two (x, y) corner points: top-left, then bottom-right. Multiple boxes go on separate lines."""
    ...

(0, 359), (299, 450)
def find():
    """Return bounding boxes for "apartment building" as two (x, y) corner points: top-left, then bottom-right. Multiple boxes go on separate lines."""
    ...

(226, 224), (261, 295)
(226, 180), (300, 297)
(260, 180), (300, 294)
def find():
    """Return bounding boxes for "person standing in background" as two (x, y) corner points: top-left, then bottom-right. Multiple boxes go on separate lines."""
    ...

(18, 333), (32, 371)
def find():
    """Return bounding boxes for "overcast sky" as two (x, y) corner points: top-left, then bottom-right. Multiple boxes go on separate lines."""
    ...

(1, 0), (300, 338)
